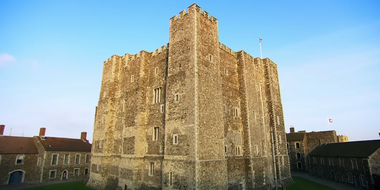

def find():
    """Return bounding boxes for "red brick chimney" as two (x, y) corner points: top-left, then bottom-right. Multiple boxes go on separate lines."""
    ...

(81, 132), (87, 140)
(290, 126), (295, 133)
(0, 125), (5, 135)
(39, 127), (46, 136)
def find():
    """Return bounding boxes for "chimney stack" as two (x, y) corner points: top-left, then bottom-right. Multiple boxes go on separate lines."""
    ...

(290, 126), (295, 133)
(0, 125), (5, 135)
(81, 132), (87, 141)
(39, 127), (46, 136)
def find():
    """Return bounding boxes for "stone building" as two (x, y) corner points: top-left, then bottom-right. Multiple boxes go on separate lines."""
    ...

(286, 126), (347, 172)
(34, 128), (92, 183)
(0, 125), (41, 185)
(0, 125), (92, 186)
(87, 3), (292, 190)
(307, 140), (380, 190)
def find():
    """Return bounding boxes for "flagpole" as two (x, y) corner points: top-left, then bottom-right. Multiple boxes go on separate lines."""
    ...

(259, 36), (263, 59)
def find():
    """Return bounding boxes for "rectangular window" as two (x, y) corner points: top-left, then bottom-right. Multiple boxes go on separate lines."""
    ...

(351, 159), (358, 169)
(155, 67), (158, 75)
(320, 157), (325, 165)
(149, 162), (154, 176)
(233, 108), (239, 117)
(85, 154), (90, 164)
(175, 94), (179, 102)
(84, 168), (89, 175)
(153, 127), (159, 141)
(74, 168), (79, 176)
(130, 75), (134, 82)
(153, 87), (162, 104)
(160, 104), (165, 113)
(169, 172), (173, 186)
(348, 173), (354, 183)
(277, 116), (280, 125)
(235, 146), (242, 156)
(313, 157), (317, 164)
(49, 170), (56, 179)
(51, 154), (58, 165)
(64, 154), (69, 165)
(173, 134), (178, 145)
(75, 154), (80, 164)
(224, 145), (227, 153)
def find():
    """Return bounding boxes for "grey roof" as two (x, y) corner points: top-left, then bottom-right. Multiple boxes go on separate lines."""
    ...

(286, 133), (305, 142)
(308, 140), (380, 158)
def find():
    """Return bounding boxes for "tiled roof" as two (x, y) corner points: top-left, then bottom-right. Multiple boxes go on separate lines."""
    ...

(37, 136), (92, 152)
(0, 136), (39, 154)
(308, 140), (380, 158)
(286, 133), (306, 142)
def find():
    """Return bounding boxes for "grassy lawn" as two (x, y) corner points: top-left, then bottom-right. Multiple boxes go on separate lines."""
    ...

(25, 181), (94, 190)
(25, 177), (333, 190)
(286, 176), (335, 190)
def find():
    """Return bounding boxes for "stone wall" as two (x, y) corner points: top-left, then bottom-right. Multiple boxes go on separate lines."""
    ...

(0, 153), (41, 185)
(41, 151), (90, 182)
(87, 3), (291, 190)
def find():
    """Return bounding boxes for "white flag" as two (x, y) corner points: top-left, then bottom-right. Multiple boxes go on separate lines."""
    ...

(327, 118), (333, 124)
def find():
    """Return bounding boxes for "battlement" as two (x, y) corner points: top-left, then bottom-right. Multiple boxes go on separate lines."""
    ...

(170, 3), (218, 24)
(151, 45), (167, 56)
(219, 42), (236, 57)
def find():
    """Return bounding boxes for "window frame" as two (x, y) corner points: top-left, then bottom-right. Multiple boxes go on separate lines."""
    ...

(85, 154), (90, 164)
(296, 153), (301, 159)
(15, 154), (24, 165)
(63, 154), (70, 165)
(74, 168), (80, 176)
(149, 162), (154, 176)
(173, 134), (178, 145)
(49, 170), (57, 179)
(75, 154), (80, 164)
(153, 127), (159, 141)
(51, 154), (58, 166)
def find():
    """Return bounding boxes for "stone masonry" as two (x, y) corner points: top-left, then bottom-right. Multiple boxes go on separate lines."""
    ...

(87, 3), (292, 190)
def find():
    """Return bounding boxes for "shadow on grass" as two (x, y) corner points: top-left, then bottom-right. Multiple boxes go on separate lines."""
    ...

(25, 181), (94, 190)
(286, 176), (335, 190)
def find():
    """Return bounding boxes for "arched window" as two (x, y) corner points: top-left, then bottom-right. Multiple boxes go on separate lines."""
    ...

(15, 154), (24, 165)
(297, 153), (301, 159)
(297, 162), (302, 169)
(296, 142), (300, 148)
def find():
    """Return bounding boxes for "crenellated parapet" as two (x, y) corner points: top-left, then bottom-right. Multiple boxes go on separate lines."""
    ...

(151, 44), (167, 56)
(170, 3), (218, 24)
(219, 42), (237, 57)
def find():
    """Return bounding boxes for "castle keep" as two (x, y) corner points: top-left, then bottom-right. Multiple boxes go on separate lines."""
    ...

(87, 4), (291, 190)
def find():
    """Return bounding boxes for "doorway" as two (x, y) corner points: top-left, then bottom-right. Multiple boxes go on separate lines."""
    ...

(62, 170), (68, 180)
(9, 171), (24, 184)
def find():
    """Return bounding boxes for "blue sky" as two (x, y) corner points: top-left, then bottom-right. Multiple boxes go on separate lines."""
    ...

(0, 0), (379, 142)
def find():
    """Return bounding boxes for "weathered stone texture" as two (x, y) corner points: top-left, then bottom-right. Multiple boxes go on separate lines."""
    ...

(87, 3), (291, 190)
(0, 154), (41, 185)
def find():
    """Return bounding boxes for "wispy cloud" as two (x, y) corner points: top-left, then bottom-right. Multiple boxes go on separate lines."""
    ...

(0, 53), (16, 66)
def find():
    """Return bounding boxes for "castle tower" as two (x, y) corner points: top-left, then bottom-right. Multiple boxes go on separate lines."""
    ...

(163, 3), (227, 189)
(87, 3), (292, 190)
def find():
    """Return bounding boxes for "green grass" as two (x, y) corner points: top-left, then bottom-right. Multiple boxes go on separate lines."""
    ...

(25, 181), (94, 190)
(25, 177), (333, 190)
(286, 176), (335, 190)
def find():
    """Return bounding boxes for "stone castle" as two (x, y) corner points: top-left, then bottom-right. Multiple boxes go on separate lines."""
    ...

(87, 3), (292, 190)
